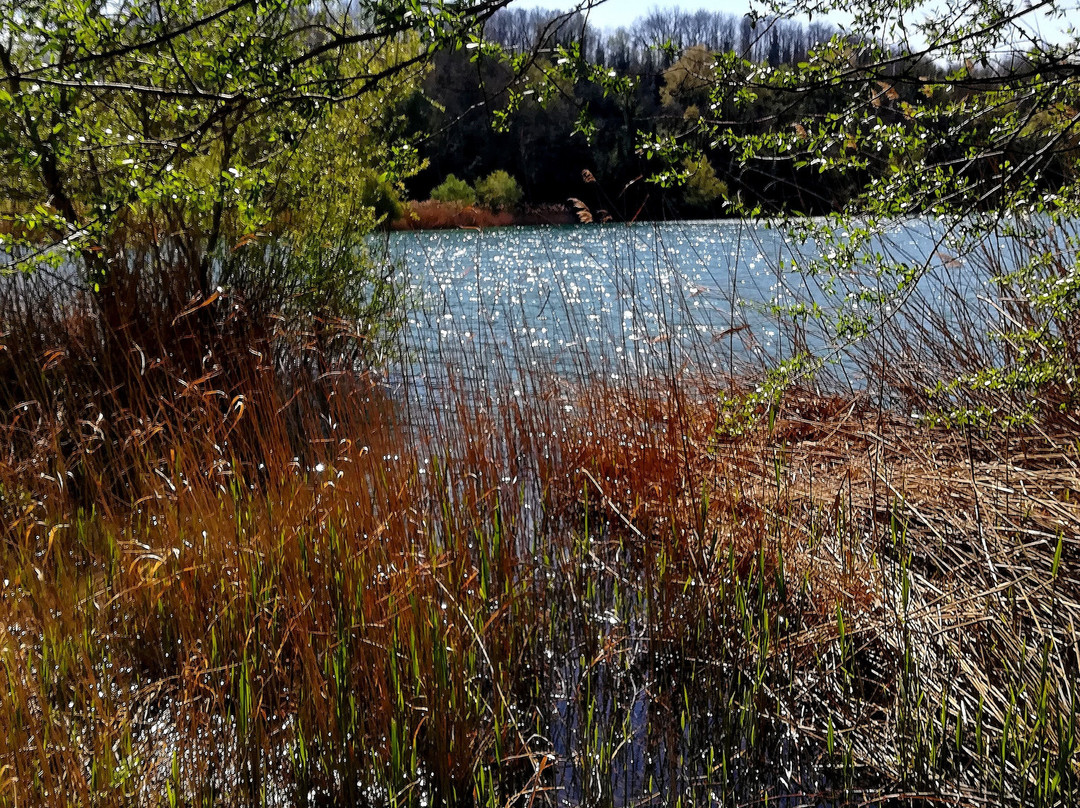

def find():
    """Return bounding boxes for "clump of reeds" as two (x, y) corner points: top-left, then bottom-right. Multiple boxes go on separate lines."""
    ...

(392, 200), (518, 230)
(390, 201), (574, 230)
(2, 222), (1079, 807)
(550, 364), (1078, 801)
(0, 278), (545, 804)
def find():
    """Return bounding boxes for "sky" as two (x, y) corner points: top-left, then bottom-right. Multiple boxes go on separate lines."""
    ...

(506, 0), (856, 37)
(508, 0), (760, 31)
(505, 0), (1076, 45)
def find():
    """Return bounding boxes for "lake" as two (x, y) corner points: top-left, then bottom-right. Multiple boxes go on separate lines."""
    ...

(384, 218), (997, 397)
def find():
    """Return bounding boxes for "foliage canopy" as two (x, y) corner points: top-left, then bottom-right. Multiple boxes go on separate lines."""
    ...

(0, 0), (509, 324)
(430, 173), (477, 206)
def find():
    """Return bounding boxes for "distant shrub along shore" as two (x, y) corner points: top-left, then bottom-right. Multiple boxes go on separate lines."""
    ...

(388, 170), (575, 229)
(389, 199), (575, 230)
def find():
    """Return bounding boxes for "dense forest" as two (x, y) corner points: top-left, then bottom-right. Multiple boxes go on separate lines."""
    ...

(395, 5), (1064, 223)
(402, 6), (843, 220)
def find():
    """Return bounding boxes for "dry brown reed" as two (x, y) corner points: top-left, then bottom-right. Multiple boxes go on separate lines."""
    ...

(392, 201), (517, 230)
(390, 201), (573, 230)
(1, 242), (1079, 806)
(542, 366), (1079, 800)
(0, 304), (539, 804)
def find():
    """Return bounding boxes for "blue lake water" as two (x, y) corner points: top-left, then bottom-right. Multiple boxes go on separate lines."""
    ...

(381, 218), (1000, 398)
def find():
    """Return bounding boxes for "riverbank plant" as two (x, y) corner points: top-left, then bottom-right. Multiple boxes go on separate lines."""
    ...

(476, 171), (524, 212)
(430, 175), (479, 207)
(3, 0), (1080, 804)
(2, 229), (1079, 804)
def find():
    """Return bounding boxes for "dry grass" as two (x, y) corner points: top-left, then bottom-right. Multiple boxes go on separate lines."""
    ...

(1, 246), (1078, 806)
(389, 201), (574, 230)
(538, 369), (1080, 802)
(392, 201), (518, 230)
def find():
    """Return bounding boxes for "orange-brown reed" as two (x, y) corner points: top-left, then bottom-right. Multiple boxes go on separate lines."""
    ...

(392, 201), (518, 231)
(0, 285), (544, 804)
(389, 201), (574, 231)
(2, 263), (1079, 806)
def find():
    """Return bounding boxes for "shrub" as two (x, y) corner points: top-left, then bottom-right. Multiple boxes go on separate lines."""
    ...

(430, 174), (477, 206)
(392, 200), (515, 229)
(475, 170), (523, 212)
(682, 155), (727, 210)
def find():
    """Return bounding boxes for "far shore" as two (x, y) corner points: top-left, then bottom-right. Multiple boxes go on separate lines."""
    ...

(388, 199), (576, 230)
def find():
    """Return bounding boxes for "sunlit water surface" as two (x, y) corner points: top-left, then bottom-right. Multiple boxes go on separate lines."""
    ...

(383, 219), (987, 402)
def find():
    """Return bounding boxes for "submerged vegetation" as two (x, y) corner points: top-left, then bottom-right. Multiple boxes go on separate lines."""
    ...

(2, 0), (1080, 805)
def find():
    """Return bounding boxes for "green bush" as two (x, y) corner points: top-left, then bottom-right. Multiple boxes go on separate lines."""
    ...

(356, 169), (405, 222)
(430, 174), (476, 206)
(682, 155), (727, 210)
(476, 170), (523, 211)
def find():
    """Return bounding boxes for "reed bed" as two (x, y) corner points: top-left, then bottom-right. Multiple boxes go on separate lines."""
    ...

(390, 201), (574, 230)
(1, 230), (1078, 807)
(392, 202), (518, 231)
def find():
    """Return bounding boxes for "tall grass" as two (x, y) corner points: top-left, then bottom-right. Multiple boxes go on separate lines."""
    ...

(390, 201), (574, 230)
(1, 224), (1078, 807)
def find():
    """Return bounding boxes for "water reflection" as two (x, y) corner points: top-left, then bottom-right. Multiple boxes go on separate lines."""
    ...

(382, 219), (986, 403)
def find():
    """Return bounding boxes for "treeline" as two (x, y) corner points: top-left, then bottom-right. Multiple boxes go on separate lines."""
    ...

(397, 6), (849, 221)
(483, 6), (837, 70)
(397, 5), (1061, 223)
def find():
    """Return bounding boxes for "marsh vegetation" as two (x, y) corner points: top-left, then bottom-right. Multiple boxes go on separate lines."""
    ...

(2, 0), (1080, 805)
(3, 218), (1079, 806)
